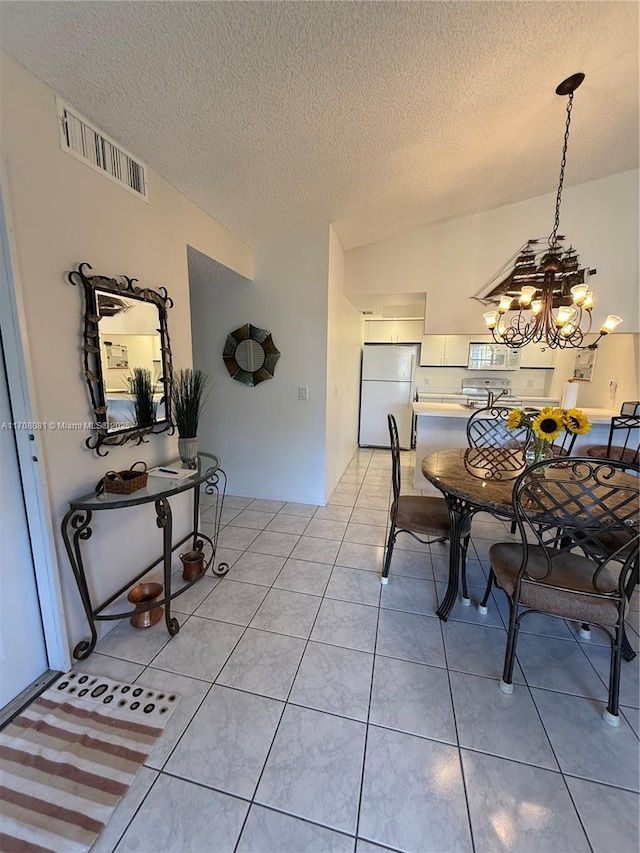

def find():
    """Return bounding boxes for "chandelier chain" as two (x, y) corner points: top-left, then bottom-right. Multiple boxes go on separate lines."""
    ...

(549, 91), (574, 249)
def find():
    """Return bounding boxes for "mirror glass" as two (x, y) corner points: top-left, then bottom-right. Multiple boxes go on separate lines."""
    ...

(68, 262), (174, 456)
(235, 339), (265, 372)
(96, 292), (167, 432)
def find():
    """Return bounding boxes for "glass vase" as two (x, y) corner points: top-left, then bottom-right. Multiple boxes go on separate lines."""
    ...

(525, 438), (553, 472)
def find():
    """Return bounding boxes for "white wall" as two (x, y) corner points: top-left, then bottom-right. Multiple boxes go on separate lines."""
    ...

(0, 53), (252, 655)
(413, 365), (551, 397)
(189, 229), (331, 504)
(549, 333), (640, 410)
(345, 170), (639, 335)
(325, 226), (362, 496)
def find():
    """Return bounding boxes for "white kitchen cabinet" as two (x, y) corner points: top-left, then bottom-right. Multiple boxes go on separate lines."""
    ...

(396, 320), (424, 343)
(519, 343), (556, 368)
(420, 335), (470, 366)
(443, 336), (471, 366)
(365, 321), (396, 343)
(420, 335), (447, 365)
(365, 320), (422, 343)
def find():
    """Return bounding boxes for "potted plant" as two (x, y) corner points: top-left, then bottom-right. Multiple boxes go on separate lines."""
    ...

(172, 368), (210, 467)
(129, 367), (156, 428)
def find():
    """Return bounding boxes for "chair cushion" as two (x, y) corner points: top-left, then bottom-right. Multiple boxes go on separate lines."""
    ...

(393, 495), (472, 539)
(489, 542), (621, 626)
(585, 444), (638, 465)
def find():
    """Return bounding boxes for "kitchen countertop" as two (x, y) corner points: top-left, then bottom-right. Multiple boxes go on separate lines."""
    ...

(413, 402), (618, 424)
(416, 391), (561, 402)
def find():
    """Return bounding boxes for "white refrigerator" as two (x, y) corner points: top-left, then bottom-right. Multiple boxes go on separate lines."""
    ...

(359, 345), (416, 449)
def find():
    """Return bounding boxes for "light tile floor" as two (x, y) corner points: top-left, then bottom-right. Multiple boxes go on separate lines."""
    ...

(81, 448), (640, 853)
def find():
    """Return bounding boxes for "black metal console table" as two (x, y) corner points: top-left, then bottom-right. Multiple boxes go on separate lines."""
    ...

(62, 452), (228, 660)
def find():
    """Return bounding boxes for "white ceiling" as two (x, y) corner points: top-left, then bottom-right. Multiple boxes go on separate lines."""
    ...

(1, 1), (637, 250)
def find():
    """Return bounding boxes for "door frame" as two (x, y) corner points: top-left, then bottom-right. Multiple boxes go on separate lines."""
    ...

(0, 165), (69, 673)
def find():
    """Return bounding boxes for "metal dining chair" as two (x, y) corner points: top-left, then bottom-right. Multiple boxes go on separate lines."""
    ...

(466, 405), (532, 451)
(585, 413), (640, 467)
(573, 414), (639, 651)
(549, 429), (578, 457)
(477, 428), (580, 614)
(382, 414), (472, 598)
(574, 526), (639, 660)
(467, 406), (532, 535)
(484, 457), (640, 726)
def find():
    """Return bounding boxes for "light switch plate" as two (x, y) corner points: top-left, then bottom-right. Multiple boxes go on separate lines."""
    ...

(298, 386), (309, 401)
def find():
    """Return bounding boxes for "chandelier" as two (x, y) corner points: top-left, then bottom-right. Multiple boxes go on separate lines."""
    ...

(474, 73), (622, 350)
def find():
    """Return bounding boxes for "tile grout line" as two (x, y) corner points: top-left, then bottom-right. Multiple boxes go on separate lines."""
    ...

(134, 550), (287, 809)
(93, 454), (391, 849)
(231, 451), (371, 850)
(104, 762), (166, 853)
(101, 561), (241, 852)
(353, 447), (385, 846)
(439, 613), (477, 853)
(174, 492), (322, 853)
(526, 679), (597, 853)
(95, 448), (638, 851)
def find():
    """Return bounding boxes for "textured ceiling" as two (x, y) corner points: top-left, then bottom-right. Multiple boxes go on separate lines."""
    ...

(1, 1), (638, 250)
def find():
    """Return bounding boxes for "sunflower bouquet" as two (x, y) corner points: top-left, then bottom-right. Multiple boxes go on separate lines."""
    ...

(507, 406), (591, 465)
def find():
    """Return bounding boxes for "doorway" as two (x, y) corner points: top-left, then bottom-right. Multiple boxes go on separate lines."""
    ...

(0, 327), (49, 709)
(0, 182), (67, 722)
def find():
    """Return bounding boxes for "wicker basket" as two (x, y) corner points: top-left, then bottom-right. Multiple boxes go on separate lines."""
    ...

(98, 461), (148, 495)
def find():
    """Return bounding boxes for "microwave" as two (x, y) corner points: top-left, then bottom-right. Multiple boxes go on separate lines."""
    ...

(467, 342), (521, 371)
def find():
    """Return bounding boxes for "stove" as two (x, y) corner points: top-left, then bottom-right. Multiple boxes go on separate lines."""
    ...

(459, 377), (522, 409)
(415, 377), (523, 409)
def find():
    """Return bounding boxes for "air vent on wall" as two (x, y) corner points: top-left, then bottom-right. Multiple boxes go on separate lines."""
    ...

(56, 97), (148, 200)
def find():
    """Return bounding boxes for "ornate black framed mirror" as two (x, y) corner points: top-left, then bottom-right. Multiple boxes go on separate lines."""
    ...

(223, 323), (281, 387)
(68, 262), (174, 455)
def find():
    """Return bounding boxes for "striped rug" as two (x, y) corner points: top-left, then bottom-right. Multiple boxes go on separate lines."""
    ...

(0, 670), (180, 853)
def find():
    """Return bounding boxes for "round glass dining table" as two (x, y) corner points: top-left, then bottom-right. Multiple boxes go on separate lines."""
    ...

(421, 447), (527, 620)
